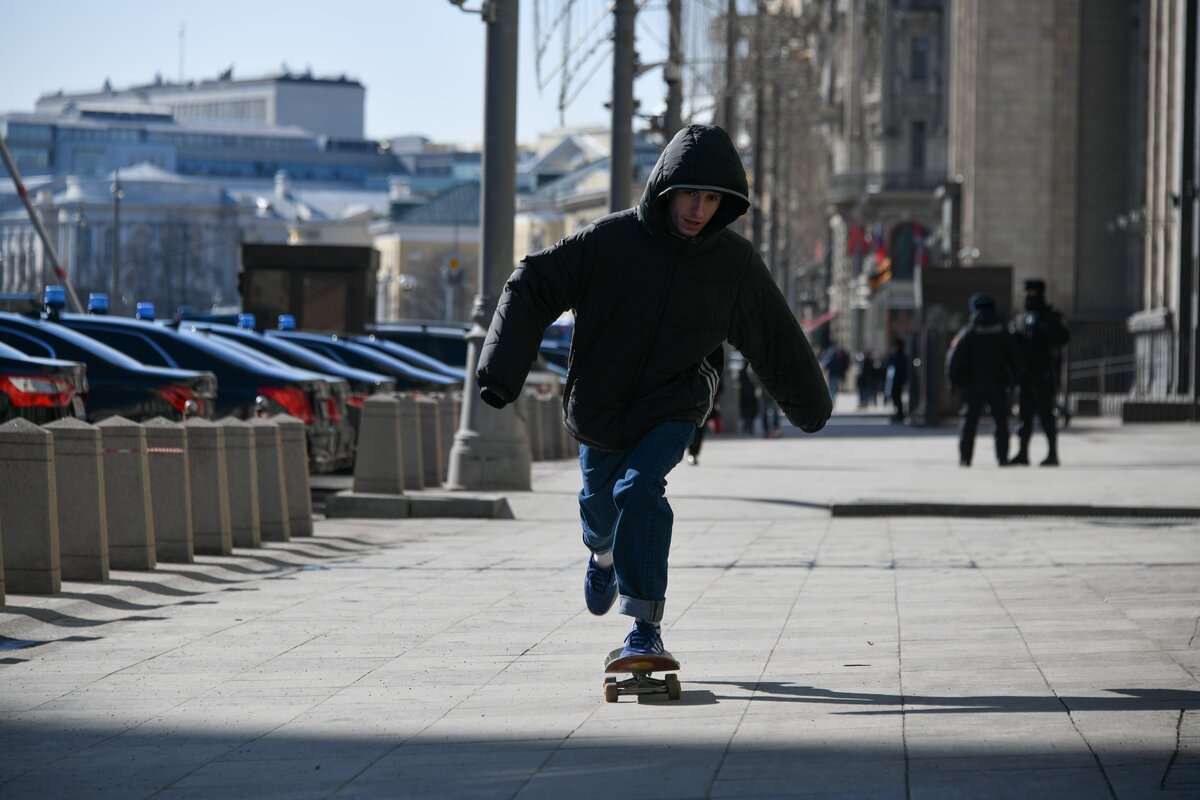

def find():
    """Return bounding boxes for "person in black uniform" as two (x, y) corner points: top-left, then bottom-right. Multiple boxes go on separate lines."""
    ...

(946, 293), (1021, 466)
(476, 125), (832, 659)
(884, 337), (909, 423)
(1009, 279), (1070, 466)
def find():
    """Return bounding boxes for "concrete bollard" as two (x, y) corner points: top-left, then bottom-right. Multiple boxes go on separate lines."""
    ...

(218, 417), (260, 548)
(270, 415), (312, 537)
(437, 392), (458, 482)
(540, 394), (558, 461)
(397, 394), (423, 491)
(540, 395), (561, 460)
(557, 400), (574, 459)
(0, 419), (60, 593)
(183, 418), (233, 556)
(44, 418), (109, 582)
(416, 396), (443, 489)
(353, 394), (405, 495)
(525, 392), (543, 461)
(96, 416), (156, 570)
(249, 418), (290, 542)
(143, 418), (193, 563)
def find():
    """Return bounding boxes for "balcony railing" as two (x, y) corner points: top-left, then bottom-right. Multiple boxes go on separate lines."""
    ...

(827, 170), (947, 204)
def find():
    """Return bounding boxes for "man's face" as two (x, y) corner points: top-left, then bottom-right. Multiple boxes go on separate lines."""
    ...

(668, 189), (723, 237)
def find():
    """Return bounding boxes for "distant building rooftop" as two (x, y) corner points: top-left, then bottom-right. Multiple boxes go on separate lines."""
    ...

(35, 67), (367, 140)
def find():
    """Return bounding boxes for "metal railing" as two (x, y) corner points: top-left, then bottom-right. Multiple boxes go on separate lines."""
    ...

(1061, 320), (1136, 417)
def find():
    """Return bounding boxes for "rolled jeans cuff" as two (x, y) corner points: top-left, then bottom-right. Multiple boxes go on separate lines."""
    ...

(619, 595), (664, 623)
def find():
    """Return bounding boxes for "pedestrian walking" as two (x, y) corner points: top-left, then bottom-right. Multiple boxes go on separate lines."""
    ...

(822, 344), (850, 399)
(738, 362), (760, 435)
(476, 124), (832, 660)
(1009, 278), (1070, 466)
(855, 350), (878, 409)
(884, 337), (909, 423)
(946, 293), (1022, 466)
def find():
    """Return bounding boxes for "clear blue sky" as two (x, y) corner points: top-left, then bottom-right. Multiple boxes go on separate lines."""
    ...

(0, 0), (673, 147)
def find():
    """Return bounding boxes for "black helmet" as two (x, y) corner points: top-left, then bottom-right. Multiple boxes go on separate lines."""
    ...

(969, 292), (995, 311)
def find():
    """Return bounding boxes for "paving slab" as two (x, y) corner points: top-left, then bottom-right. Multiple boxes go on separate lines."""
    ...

(0, 409), (1197, 798)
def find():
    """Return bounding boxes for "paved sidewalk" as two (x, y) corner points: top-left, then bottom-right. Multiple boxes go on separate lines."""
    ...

(1, 406), (1198, 798)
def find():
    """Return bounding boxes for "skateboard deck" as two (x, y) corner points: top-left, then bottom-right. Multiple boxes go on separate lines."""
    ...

(603, 647), (682, 702)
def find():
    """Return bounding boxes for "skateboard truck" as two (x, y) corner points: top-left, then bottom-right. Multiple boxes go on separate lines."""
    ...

(603, 648), (682, 702)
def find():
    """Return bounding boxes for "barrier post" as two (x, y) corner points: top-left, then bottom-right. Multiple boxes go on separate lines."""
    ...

(0, 419), (60, 593)
(44, 418), (108, 581)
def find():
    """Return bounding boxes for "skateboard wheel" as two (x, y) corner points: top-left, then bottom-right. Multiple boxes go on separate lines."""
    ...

(604, 681), (619, 703)
(665, 673), (681, 700)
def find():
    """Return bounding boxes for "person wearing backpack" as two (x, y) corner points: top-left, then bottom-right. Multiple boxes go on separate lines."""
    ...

(946, 293), (1022, 466)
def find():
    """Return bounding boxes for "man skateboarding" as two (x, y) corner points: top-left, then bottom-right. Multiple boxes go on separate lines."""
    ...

(476, 124), (831, 676)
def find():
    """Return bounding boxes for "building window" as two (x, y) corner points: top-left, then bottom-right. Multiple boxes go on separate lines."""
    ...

(911, 36), (930, 82)
(910, 121), (927, 172)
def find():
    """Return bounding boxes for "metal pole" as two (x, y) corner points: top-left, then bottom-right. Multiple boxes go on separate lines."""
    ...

(750, 0), (766, 259)
(664, 0), (683, 137)
(447, 0), (531, 491)
(0, 136), (84, 311)
(768, 42), (784, 289)
(610, 0), (637, 213)
(111, 169), (123, 313)
(723, 0), (738, 140)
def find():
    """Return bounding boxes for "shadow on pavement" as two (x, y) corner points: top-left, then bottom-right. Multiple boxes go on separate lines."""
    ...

(699, 681), (1200, 713)
(0, 723), (1184, 798)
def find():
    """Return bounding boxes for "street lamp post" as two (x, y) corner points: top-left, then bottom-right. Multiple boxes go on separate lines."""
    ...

(446, 0), (531, 491)
(111, 169), (123, 313)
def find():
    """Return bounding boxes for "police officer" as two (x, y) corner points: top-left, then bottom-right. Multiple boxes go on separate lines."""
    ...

(946, 293), (1021, 466)
(1009, 278), (1070, 466)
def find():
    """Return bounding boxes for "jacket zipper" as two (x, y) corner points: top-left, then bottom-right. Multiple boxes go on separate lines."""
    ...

(624, 245), (683, 409)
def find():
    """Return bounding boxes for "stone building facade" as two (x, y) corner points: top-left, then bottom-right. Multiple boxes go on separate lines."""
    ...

(1129, 0), (1199, 416)
(807, 0), (949, 356)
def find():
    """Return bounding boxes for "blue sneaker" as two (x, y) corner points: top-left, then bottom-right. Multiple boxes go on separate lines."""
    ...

(620, 619), (664, 658)
(584, 554), (617, 615)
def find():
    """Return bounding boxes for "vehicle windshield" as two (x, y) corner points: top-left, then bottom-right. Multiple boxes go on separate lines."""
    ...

(0, 314), (156, 369)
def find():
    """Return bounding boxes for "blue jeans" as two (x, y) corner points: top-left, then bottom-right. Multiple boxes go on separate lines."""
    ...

(578, 420), (695, 623)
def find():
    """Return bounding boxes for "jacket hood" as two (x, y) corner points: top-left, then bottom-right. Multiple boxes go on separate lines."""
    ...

(638, 124), (750, 238)
(970, 305), (1001, 327)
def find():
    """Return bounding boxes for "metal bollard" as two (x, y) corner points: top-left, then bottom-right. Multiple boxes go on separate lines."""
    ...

(270, 415), (312, 537)
(0, 419), (60, 593)
(96, 416), (156, 570)
(44, 418), (108, 582)
(353, 394), (405, 495)
(183, 418), (233, 556)
(249, 418), (290, 542)
(143, 417), (193, 563)
(218, 417), (261, 548)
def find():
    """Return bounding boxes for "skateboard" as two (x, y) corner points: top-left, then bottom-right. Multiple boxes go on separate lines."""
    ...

(603, 647), (682, 702)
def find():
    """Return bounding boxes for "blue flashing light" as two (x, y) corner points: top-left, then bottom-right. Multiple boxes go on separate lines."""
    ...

(135, 301), (156, 321)
(87, 292), (109, 314)
(277, 314), (297, 331)
(237, 312), (256, 329)
(43, 285), (67, 310)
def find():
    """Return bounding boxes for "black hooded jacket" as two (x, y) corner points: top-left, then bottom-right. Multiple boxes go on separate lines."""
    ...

(476, 124), (831, 451)
(946, 305), (1021, 391)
